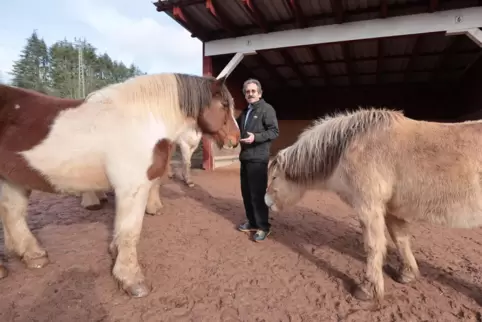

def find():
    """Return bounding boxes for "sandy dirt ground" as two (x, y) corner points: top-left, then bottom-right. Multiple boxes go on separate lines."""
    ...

(0, 163), (481, 322)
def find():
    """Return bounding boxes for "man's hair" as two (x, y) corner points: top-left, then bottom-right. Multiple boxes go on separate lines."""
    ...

(242, 78), (263, 95)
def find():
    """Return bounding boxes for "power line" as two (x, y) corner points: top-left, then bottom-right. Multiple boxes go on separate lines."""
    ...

(77, 39), (85, 99)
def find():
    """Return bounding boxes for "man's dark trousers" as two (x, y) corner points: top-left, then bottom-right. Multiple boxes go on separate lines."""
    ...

(240, 160), (270, 232)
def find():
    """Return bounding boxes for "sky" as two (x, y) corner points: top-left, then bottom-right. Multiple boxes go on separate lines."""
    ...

(0, 0), (203, 83)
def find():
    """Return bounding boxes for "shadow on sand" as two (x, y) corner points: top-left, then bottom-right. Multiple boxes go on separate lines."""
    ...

(163, 180), (482, 306)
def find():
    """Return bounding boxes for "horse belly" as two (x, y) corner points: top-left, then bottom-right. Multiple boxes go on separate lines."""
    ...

(18, 143), (111, 194)
(389, 193), (482, 229)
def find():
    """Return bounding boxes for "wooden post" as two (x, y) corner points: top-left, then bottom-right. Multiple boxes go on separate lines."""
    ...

(202, 43), (214, 170)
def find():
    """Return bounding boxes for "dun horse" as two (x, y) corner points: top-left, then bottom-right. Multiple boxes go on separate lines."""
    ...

(79, 127), (203, 211)
(265, 108), (482, 303)
(0, 73), (240, 298)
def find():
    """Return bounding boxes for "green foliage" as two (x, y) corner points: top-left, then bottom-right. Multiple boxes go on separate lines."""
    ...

(9, 30), (145, 98)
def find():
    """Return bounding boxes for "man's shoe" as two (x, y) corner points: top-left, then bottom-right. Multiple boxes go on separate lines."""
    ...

(237, 222), (258, 232)
(253, 230), (271, 242)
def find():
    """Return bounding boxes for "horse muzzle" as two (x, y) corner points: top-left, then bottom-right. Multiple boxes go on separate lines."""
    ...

(264, 193), (278, 212)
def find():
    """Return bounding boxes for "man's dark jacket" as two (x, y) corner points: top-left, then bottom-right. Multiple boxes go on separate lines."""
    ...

(236, 98), (279, 163)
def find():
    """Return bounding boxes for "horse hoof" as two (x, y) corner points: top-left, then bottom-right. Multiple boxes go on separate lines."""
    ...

(0, 265), (8, 279)
(186, 182), (194, 188)
(85, 204), (103, 211)
(395, 272), (417, 284)
(352, 284), (373, 301)
(124, 282), (151, 298)
(24, 254), (49, 269)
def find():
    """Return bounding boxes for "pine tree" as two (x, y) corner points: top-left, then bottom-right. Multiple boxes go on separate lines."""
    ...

(11, 29), (146, 97)
(10, 30), (50, 93)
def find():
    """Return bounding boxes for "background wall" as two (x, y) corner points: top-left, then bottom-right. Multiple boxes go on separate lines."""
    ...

(213, 54), (481, 156)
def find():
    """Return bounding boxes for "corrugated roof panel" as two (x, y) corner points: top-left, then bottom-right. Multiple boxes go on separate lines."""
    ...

(344, 0), (381, 11)
(300, 0), (332, 16)
(260, 50), (285, 65)
(356, 60), (378, 74)
(352, 39), (378, 58)
(184, 4), (219, 31)
(384, 36), (414, 56)
(358, 74), (377, 85)
(409, 71), (431, 83)
(384, 57), (410, 72)
(251, 68), (271, 81)
(288, 47), (315, 64)
(301, 64), (320, 77)
(327, 62), (347, 76)
(215, 1), (256, 27)
(319, 43), (344, 61)
(331, 76), (350, 86)
(310, 78), (326, 87)
(277, 66), (296, 79)
(287, 79), (303, 87)
(412, 56), (439, 71)
(242, 55), (260, 68)
(255, 0), (293, 22)
(421, 33), (452, 53)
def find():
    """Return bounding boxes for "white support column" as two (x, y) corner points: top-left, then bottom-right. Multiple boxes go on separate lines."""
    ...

(216, 51), (257, 80)
(446, 28), (482, 48)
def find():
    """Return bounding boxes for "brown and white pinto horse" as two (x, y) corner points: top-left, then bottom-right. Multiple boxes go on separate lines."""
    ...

(79, 126), (203, 211)
(0, 73), (239, 298)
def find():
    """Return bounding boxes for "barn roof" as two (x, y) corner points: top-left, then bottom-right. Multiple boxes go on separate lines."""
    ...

(154, 0), (482, 88)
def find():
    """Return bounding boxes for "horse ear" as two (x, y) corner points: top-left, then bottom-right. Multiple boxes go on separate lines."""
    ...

(211, 76), (226, 95)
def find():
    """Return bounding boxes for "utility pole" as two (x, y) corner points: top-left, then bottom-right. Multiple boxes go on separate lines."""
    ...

(77, 39), (85, 99)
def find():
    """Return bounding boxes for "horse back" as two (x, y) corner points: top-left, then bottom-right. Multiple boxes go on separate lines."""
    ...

(0, 85), (83, 151)
(386, 119), (482, 227)
(0, 85), (84, 191)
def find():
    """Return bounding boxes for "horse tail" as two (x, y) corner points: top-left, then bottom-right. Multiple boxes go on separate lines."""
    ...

(274, 108), (403, 185)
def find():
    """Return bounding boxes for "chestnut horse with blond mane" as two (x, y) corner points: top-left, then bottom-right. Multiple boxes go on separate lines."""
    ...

(265, 107), (482, 304)
(79, 126), (203, 212)
(0, 72), (239, 298)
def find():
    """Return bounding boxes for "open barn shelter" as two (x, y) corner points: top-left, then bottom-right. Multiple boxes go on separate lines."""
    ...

(154, 0), (482, 170)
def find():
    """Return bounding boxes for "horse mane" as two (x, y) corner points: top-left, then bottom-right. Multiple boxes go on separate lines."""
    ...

(84, 73), (233, 118)
(174, 73), (233, 117)
(271, 107), (404, 185)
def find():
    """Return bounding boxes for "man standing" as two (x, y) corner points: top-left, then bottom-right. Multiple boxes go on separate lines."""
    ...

(236, 78), (279, 242)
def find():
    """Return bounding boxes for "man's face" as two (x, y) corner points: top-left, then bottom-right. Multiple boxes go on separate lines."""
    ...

(244, 83), (261, 104)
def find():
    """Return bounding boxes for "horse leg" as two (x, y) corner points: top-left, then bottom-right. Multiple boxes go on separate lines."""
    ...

(109, 182), (151, 298)
(179, 141), (194, 187)
(166, 143), (176, 179)
(0, 181), (49, 269)
(353, 202), (387, 303)
(385, 214), (420, 284)
(81, 191), (103, 210)
(96, 191), (109, 203)
(145, 178), (163, 216)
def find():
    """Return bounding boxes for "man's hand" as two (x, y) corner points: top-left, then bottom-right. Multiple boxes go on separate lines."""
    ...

(240, 132), (255, 144)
